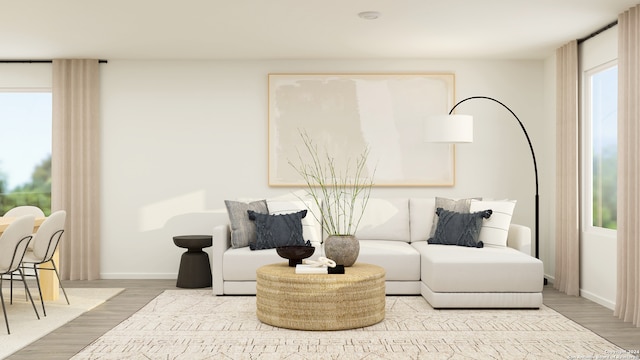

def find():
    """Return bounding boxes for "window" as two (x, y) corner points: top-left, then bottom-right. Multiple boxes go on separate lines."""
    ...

(587, 64), (617, 230)
(0, 91), (52, 215)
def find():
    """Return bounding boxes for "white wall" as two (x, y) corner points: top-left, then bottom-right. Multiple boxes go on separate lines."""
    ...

(0, 63), (51, 88)
(100, 59), (553, 279)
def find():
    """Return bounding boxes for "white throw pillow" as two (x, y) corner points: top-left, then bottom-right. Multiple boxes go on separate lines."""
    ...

(469, 199), (517, 247)
(267, 199), (322, 247)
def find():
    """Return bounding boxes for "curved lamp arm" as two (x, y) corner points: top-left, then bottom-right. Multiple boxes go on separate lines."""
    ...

(449, 96), (539, 196)
(449, 96), (540, 260)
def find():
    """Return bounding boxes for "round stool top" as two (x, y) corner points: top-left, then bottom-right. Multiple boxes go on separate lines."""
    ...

(173, 235), (212, 249)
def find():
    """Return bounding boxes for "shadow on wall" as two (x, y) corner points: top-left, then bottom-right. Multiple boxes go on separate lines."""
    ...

(163, 210), (229, 237)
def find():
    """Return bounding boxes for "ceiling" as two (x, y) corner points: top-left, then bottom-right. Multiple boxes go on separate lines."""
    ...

(1, 0), (638, 60)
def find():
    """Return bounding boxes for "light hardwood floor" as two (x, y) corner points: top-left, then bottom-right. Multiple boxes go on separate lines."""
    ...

(6, 281), (640, 359)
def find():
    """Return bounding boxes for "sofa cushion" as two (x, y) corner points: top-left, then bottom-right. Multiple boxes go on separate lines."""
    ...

(357, 240), (420, 281)
(354, 198), (410, 242)
(413, 241), (543, 293)
(267, 199), (323, 246)
(409, 198), (436, 242)
(427, 208), (492, 248)
(225, 199), (269, 248)
(248, 210), (307, 250)
(469, 199), (516, 247)
(223, 247), (283, 281)
(428, 197), (481, 239)
(223, 241), (420, 283)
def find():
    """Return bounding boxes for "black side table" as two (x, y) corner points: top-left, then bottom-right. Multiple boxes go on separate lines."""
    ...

(173, 235), (213, 288)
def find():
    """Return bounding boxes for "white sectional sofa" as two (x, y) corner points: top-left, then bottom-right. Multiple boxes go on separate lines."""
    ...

(212, 197), (544, 308)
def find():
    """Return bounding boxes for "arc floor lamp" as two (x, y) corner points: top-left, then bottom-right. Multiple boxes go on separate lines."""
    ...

(425, 96), (540, 260)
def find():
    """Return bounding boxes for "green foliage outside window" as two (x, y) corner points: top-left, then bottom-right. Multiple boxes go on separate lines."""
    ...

(590, 65), (617, 231)
(592, 143), (617, 230)
(0, 155), (51, 216)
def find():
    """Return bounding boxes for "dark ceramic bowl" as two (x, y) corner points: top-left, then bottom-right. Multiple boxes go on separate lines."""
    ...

(276, 245), (315, 267)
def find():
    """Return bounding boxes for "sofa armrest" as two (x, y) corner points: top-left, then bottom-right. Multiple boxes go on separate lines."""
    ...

(506, 224), (532, 256)
(212, 224), (231, 295)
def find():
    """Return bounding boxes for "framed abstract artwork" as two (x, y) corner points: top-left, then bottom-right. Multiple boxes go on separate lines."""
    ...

(268, 73), (456, 187)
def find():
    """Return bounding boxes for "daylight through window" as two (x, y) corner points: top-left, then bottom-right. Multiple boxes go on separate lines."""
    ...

(589, 65), (618, 230)
(0, 91), (52, 215)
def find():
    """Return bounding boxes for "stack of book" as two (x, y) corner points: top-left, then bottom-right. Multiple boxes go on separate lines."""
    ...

(295, 264), (327, 274)
(295, 264), (345, 274)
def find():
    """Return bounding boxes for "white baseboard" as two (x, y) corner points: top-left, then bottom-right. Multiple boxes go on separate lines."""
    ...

(100, 273), (177, 279)
(580, 289), (615, 310)
(543, 275), (615, 310)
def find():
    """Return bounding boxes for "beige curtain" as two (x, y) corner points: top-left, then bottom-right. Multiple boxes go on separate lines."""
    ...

(554, 41), (580, 296)
(615, 5), (640, 327)
(52, 59), (101, 280)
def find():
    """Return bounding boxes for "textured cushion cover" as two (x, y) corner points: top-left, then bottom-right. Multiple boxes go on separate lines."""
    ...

(225, 200), (268, 248)
(469, 199), (517, 247)
(428, 208), (492, 248)
(248, 210), (307, 250)
(267, 199), (322, 246)
(429, 197), (481, 239)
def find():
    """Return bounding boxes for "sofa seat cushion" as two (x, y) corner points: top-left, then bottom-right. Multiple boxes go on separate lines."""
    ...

(357, 240), (420, 281)
(223, 247), (288, 281)
(412, 242), (543, 293)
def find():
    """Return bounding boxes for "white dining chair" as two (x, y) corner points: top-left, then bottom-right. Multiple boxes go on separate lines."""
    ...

(3, 206), (45, 218)
(0, 215), (39, 334)
(20, 210), (69, 316)
(3, 206), (45, 252)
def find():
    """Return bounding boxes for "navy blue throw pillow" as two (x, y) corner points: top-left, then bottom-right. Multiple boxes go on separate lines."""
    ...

(247, 210), (307, 250)
(427, 208), (492, 248)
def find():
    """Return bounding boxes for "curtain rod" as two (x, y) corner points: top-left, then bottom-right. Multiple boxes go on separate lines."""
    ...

(0, 59), (108, 64)
(578, 20), (618, 44)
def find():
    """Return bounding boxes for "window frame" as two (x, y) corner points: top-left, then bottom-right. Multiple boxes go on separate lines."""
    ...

(0, 88), (53, 215)
(581, 59), (618, 235)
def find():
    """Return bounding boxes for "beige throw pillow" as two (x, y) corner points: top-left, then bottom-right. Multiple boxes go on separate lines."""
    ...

(224, 199), (269, 248)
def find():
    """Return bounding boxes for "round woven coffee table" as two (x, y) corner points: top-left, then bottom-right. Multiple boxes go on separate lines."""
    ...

(256, 262), (385, 330)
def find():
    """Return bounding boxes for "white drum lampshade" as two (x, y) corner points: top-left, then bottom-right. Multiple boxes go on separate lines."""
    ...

(424, 114), (473, 143)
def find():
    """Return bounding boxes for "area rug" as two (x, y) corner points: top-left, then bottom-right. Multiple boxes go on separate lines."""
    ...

(0, 287), (123, 359)
(69, 290), (635, 360)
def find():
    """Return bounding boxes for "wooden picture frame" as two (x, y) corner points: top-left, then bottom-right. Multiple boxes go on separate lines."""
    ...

(268, 73), (456, 187)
